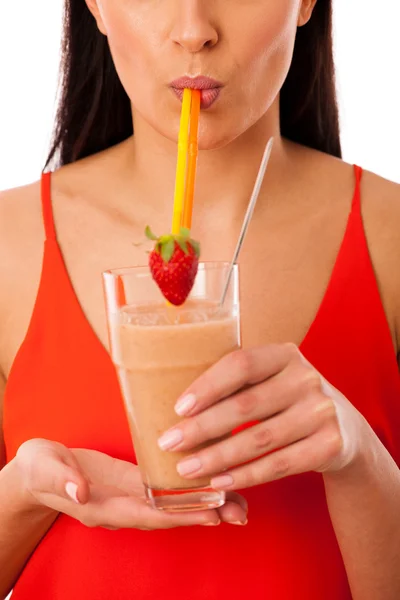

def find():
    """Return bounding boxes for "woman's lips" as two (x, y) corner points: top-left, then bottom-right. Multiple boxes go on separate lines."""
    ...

(171, 87), (221, 109)
(169, 76), (223, 109)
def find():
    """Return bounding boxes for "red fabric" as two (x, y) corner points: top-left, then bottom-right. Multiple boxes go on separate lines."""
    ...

(4, 166), (400, 599)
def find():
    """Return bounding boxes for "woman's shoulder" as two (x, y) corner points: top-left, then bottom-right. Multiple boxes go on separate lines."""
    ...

(0, 181), (44, 370)
(331, 157), (400, 355)
(360, 167), (400, 217)
(0, 179), (44, 271)
(0, 180), (44, 275)
(359, 167), (400, 355)
(358, 167), (400, 272)
(0, 152), (118, 374)
(297, 144), (400, 234)
(297, 145), (400, 354)
(295, 143), (400, 198)
(0, 150), (106, 254)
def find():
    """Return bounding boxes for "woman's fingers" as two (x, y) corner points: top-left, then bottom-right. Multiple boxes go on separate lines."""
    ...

(16, 439), (249, 531)
(174, 344), (297, 417)
(159, 360), (324, 452)
(64, 484), (248, 531)
(217, 492), (248, 525)
(74, 494), (222, 530)
(87, 490), (248, 530)
(71, 448), (145, 497)
(16, 438), (91, 506)
(225, 491), (248, 513)
(39, 478), (223, 530)
(175, 396), (336, 479)
(209, 428), (343, 491)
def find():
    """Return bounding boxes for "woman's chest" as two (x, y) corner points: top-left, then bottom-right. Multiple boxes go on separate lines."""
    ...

(2, 212), (344, 378)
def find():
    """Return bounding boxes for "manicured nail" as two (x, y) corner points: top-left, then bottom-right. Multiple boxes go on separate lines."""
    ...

(177, 457), (202, 476)
(203, 520), (221, 526)
(211, 474), (234, 489)
(175, 393), (196, 416)
(158, 429), (184, 451)
(230, 520), (248, 526)
(65, 482), (79, 503)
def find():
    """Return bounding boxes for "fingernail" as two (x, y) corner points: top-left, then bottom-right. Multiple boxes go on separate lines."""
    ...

(230, 519), (248, 526)
(65, 482), (80, 504)
(203, 520), (221, 526)
(177, 457), (202, 476)
(175, 393), (196, 416)
(211, 474), (234, 489)
(158, 429), (183, 451)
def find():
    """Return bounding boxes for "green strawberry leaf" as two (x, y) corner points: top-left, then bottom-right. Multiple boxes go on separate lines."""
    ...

(179, 227), (191, 239)
(177, 238), (189, 254)
(161, 238), (175, 262)
(190, 240), (201, 258)
(159, 234), (172, 244)
(145, 226), (158, 241)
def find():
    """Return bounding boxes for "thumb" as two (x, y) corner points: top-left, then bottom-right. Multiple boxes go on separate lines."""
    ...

(58, 461), (91, 506)
(17, 439), (90, 506)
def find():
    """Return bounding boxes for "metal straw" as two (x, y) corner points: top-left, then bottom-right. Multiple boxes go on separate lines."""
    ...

(219, 137), (274, 307)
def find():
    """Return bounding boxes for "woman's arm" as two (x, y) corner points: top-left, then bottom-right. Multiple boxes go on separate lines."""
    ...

(324, 174), (400, 598)
(0, 436), (249, 599)
(0, 189), (59, 598)
(324, 428), (400, 600)
(158, 343), (400, 600)
(0, 459), (58, 599)
(159, 174), (400, 598)
(0, 370), (58, 599)
(324, 171), (400, 599)
(0, 370), (6, 470)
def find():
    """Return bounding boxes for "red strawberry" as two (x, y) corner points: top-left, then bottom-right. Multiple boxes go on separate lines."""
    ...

(145, 226), (201, 306)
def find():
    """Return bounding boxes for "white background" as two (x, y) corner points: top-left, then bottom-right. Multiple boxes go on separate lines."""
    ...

(0, 3), (399, 598)
(0, 0), (399, 192)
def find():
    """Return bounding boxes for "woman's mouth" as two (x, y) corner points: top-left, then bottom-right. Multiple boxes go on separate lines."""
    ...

(169, 76), (223, 110)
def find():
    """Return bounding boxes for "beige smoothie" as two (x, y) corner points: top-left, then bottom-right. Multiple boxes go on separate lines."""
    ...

(112, 301), (239, 492)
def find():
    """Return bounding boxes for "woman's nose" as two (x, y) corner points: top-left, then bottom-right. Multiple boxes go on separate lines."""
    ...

(170, 0), (219, 54)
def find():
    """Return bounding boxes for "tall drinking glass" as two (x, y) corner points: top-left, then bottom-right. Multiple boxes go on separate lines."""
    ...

(103, 262), (240, 511)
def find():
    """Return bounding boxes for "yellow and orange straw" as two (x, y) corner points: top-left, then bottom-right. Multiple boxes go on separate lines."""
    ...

(171, 89), (201, 235)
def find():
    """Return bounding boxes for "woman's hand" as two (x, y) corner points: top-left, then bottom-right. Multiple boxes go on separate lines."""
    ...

(14, 439), (248, 528)
(157, 343), (371, 490)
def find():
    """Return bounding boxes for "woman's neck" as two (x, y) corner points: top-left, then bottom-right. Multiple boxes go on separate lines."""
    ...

(119, 96), (290, 220)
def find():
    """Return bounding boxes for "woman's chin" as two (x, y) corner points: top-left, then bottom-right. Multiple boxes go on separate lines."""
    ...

(150, 112), (244, 152)
(196, 134), (226, 151)
(194, 121), (243, 151)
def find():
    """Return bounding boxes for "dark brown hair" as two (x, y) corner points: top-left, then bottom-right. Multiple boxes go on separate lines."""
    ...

(45, 0), (341, 169)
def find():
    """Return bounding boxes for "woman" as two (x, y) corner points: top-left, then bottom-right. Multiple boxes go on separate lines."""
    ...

(0, 0), (399, 598)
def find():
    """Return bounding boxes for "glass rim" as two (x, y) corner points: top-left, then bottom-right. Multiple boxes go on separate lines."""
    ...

(103, 261), (238, 279)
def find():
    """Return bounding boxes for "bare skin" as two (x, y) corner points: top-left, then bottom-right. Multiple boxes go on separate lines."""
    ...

(1, 120), (400, 600)
(0, 140), (399, 381)
(0, 0), (400, 596)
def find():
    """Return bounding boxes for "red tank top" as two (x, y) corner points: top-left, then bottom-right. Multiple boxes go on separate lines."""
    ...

(4, 166), (400, 599)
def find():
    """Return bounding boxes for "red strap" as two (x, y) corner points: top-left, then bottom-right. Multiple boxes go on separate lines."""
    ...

(352, 164), (363, 212)
(41, 171), (56, 240)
